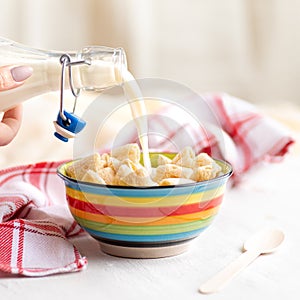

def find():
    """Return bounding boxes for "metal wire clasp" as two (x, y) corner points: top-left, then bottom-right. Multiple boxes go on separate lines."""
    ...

(59, 54), (91, 121)
(53, 54), (90, 142)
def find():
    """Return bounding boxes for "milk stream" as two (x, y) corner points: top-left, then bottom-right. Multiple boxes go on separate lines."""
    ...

(120, 70), (151, 172)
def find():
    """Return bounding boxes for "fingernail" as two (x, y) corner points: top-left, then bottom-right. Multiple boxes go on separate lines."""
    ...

(11, 66), (33, 82)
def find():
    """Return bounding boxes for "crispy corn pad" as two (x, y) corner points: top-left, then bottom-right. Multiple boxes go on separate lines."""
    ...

(66, 145), (223, 186)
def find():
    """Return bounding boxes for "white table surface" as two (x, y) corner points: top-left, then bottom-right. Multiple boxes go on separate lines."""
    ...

(1, 152), (299, 300)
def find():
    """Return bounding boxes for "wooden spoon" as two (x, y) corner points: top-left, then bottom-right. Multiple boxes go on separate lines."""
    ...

(199, 228), (285, 294)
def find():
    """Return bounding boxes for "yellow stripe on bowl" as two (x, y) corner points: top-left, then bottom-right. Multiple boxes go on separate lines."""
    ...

(66, 185), (225, 207)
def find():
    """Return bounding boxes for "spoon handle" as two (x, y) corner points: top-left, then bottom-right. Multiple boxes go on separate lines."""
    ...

(199, 249), (261, 294)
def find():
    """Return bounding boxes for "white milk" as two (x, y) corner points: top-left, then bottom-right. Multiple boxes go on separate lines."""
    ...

(0, 57), (121, 111)
(120, 70), (151, 172)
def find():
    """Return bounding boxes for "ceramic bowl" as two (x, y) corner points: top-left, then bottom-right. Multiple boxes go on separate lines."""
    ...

(57, 153), (232, 258)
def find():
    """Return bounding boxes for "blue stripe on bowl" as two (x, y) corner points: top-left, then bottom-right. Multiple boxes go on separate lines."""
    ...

(84, 227), (207, 242)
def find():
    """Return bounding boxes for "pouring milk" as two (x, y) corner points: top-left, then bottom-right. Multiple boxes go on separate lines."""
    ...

(0, 37), (151, 171)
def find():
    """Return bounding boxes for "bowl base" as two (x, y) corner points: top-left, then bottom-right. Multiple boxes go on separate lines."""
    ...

(99, 241), (191, 259)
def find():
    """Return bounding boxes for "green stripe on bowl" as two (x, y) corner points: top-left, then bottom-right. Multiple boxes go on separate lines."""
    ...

(74, 215), (215, 235)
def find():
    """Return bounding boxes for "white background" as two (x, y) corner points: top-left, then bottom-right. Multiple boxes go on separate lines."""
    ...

(0, 0), (300, 105)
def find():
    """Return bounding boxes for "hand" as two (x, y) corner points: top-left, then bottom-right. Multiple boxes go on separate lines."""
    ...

(0, 66), (32, 146)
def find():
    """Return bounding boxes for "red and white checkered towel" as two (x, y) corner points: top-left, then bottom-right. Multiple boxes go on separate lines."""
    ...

(0, 162), (87, 277)
(0, 93), (294, 277)
(120, 93), (295, 180)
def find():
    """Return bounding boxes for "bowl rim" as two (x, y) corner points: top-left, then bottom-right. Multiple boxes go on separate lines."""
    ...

(57, 153), (233, 190)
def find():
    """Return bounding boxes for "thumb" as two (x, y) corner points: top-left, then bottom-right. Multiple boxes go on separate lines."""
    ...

(0, 65), (33, 91)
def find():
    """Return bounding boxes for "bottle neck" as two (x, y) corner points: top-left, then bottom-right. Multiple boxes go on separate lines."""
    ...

(71, 47), (127, 91)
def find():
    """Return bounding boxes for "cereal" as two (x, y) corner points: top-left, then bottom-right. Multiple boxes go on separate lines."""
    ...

(153, 164), (193, 183)
(172, 146), (195, 168)
(66, 144), (223, 187)
(157, 154), (172, 166)
(117, 164), (133, 178)
(191, 165), (214, 181)
(101, 153), (110, 167)
(98, 167), (116, 185)
(194, 152), (222, 176)
(81, 170), (106, 184)
(116, 159), (142, 178)
(107, 157), (121, 172)
(111, 143), (140, 164)
(116, 158), (155, 186)
(66, 153), (105, 180)
(119, 168), (156, 187)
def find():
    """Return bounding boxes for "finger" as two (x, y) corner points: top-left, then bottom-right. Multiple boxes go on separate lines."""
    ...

(0, 104), (23, 146)
(0, 66), (33, 91)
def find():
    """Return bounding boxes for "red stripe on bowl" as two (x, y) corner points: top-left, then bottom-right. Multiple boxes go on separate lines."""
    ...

(67, 195), (223, 218)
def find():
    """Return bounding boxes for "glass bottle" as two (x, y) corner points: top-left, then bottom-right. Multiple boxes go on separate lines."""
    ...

(0, 37), (127, 112)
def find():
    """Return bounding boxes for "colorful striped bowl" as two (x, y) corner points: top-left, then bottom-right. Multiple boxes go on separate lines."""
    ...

(57, 153), (232, 258)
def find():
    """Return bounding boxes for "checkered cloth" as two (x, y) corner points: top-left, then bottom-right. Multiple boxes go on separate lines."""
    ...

(120, 93), (294, 180)
(0, 162), (87, 277)
(0, 93), (294, 277)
